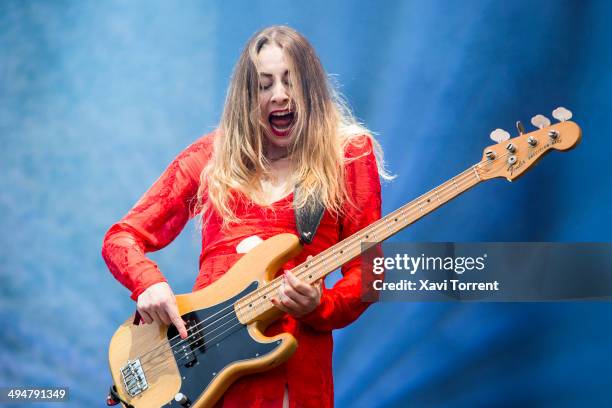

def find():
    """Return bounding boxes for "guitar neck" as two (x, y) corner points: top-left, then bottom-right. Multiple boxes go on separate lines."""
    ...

(236, 164), (483, 321)
(295, 163), (483, 282)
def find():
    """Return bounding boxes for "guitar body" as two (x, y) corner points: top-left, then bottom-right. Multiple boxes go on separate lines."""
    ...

(108, 233), (302, 408)
(108, 112), (582, 407)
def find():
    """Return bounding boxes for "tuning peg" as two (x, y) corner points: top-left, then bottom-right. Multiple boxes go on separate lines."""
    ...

(552, 107), (573, 122)
(490, 128), (511, 143)
(530, 114), (551, 129)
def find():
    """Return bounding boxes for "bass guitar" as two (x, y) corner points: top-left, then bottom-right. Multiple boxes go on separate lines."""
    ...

(108, 108), (581, 407)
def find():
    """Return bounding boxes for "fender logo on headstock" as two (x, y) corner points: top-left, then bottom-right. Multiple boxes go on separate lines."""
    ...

(509, 159), (526, 176)
(510, 137), (563, 176)
(527, 138), (561, 161)
(481, 107), (580, 183)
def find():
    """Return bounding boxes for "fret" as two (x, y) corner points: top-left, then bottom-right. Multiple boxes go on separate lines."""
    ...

(239, 163), (483, 323)
(472, 165), (481, 181)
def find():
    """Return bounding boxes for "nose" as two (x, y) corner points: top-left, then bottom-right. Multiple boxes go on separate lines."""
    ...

(270, 82), (289, 106)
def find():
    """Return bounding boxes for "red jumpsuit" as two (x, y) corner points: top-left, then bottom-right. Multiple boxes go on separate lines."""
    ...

(102, 131), (382, 407)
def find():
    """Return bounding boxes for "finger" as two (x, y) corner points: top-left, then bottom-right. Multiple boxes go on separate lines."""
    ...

(278, 285), (303, 312)
(167, 304), (188, 339)
(156, 306), (172, 326)
(148, 309), (164, 325)
(285, 271), (316, 297)
(271, 297), (290, 314)
(139, 310), (153, 324)
(282, 278), (311, 307)
(315, 279), (323, 295)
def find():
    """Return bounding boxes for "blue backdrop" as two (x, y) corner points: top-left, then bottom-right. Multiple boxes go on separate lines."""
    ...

(2, 1), (611, 406)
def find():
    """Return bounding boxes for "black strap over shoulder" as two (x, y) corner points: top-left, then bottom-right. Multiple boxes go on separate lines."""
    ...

(293, 184), (325, 245)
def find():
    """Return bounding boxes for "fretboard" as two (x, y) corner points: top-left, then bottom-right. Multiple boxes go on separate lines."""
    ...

(236, 164), (482, 323)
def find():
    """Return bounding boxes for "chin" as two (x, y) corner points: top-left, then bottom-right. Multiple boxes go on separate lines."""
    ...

(263, 126), (295, 148)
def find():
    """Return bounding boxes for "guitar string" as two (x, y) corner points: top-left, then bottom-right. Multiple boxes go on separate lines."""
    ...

(132, 162), (486, 372)
(237, 163), (486, 313)
(137, 159), (495, 378)
(141, 319), (259, 380)
(130, 152), (511, 371)
(131, 153), (510, 373)
(143, 159), (488, 375)
(228, 154), (506, 317)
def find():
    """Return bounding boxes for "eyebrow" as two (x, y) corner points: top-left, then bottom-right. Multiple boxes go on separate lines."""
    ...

(259, 70), (289, 78)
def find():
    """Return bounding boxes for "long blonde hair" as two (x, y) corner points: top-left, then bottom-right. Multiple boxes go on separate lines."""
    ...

(196, 26), (391, 226)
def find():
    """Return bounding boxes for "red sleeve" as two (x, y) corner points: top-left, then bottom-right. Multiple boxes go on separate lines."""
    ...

(300, 135), (382, 331)
(101, 134), (213, 301)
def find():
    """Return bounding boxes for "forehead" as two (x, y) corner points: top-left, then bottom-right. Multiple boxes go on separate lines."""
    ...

(257, 44), (289, 75)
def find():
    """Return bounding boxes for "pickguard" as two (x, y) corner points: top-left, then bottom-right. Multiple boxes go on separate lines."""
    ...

(164, 282), (279, 407)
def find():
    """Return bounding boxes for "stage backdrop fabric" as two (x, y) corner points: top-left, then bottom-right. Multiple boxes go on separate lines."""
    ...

(1, 1), (612, 406)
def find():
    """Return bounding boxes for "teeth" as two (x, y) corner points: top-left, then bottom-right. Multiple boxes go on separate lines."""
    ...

(269, 110), (294, 133)
(271, 111), (292, 117)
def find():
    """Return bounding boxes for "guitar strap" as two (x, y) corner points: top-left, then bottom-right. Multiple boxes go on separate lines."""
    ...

(106, 385), (134, 407)
(293, 184), (325, 244)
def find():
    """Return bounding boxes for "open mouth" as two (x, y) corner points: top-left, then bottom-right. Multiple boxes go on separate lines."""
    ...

(268, 110), (296, 137)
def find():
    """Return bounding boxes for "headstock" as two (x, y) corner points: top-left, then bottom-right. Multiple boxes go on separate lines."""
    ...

(477, 107), (581, 181)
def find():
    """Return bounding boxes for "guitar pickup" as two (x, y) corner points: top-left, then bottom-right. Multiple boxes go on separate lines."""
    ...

(168, 313), (205, 368)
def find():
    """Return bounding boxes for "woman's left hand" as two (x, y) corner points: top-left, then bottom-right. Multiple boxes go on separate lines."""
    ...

(272, 270), (322, 318)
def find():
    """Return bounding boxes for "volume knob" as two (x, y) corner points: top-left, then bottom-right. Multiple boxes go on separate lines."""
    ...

(174, 392), (191, 407)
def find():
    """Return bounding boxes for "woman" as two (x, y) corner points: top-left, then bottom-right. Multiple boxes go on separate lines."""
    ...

(102, 25), (389, 407)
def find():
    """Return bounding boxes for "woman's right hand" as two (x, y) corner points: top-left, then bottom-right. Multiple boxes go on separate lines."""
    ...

(136, 282), (188, 339)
